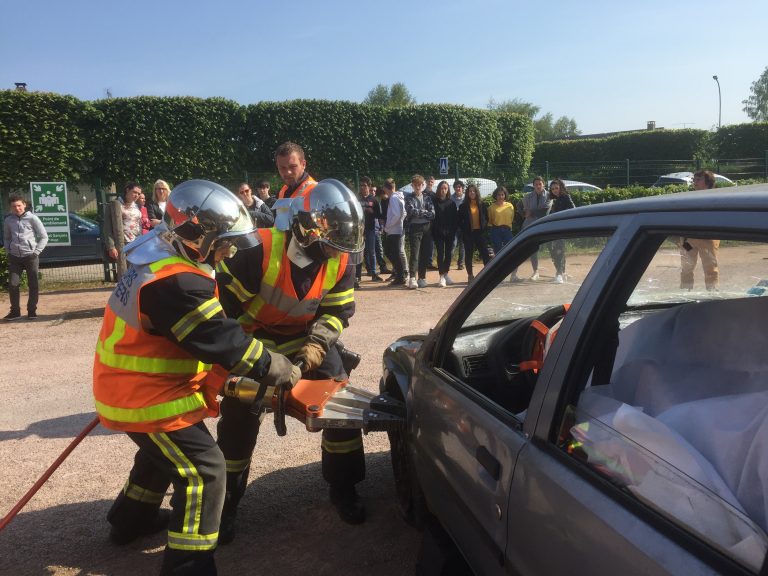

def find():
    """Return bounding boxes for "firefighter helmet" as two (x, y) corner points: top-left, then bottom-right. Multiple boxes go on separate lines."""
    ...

(289, 179), (364, 260)
(163, 179), (259, 262)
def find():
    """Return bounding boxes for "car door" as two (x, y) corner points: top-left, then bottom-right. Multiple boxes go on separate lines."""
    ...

(411, 222), (615, 575)
(504, 212), (768, 575)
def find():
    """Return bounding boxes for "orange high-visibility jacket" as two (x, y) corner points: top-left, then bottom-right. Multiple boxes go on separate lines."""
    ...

(93, 256), (225, 433)
(277, 175), (317, 199)
(234, 228), (348, 342)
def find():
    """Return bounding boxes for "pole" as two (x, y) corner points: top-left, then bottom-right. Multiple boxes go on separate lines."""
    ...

(712, 75), (721, 129)
(0, 416), (100, 532)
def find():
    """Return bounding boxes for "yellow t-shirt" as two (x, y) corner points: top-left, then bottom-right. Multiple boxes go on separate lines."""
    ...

(489, 202), (514, 228)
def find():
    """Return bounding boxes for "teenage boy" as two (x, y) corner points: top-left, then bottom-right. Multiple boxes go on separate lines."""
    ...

(404, 175), (435, 289)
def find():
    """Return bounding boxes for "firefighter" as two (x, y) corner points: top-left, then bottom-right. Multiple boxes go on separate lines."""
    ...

(215, 179), (366, 542)
(93, 180), (301, 575)
(275, 141), (318, 199)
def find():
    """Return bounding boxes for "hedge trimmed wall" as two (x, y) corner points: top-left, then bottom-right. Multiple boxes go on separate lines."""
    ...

(0, 91), (535, 189)
(91, 96), (246, 184)
(533, 129), (712, 163)
(712, 123), (768, 158)
(0, 91), (97, 188)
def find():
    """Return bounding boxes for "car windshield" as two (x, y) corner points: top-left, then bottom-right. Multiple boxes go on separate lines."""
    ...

(461, 236), (612, 329)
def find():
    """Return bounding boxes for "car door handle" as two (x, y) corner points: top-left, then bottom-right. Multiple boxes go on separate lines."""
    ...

(476, 445), (501, 481)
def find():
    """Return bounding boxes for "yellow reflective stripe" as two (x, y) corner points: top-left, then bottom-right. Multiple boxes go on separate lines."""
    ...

(318, 314), (344, 335)
(219, 260), (256, 303)
(150, 433), (203, 536)
(321, 435), (363, 454)
(321, 288), (354, 307)
(230, 338), (264, 375)
(96, 393), (206, 424)
(323, 257), (341, 292)
(225, 458), (251, 473)
(149, 256), (192, 273)
(263, 232), (285, 286)
(96, 339), (202, 374)
(241, 293), (267, 324)
(171, 298), (223, 342)
(123, 481), (165, 504)
(261, 337), (305, 356)
(167, 530), (218, 551)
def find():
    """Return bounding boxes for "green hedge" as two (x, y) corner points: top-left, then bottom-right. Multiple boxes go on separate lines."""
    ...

(0, 91), (97, 188)
(244, 100), (389, 175)
(534, 129), (711, 163)
(90, 96), (245, 187)
(712, 123), (768, 158)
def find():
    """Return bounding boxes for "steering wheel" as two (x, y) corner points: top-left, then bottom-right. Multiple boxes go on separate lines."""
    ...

(518, 304), (570, 388)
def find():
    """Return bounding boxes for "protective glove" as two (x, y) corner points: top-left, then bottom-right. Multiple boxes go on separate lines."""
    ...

(261, 351), (302, 390)
(296, 341), (326, 372)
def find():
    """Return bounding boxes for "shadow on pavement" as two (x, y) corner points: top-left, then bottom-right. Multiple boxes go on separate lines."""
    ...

(0, 451), (420, 576)
(0, 411), (114, 441)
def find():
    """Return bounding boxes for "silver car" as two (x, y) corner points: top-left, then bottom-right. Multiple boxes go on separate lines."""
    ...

(381, 184), (768, 575)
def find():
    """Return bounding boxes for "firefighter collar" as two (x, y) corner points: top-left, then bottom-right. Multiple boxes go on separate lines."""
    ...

(287, 236), (314, 268)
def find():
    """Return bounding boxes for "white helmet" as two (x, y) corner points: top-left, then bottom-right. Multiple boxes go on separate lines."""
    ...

(163, 179), (259, 262)
(289, 179), (364, 262)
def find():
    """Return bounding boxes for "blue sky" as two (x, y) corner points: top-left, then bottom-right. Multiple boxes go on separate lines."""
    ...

(2, 0), (766, 135)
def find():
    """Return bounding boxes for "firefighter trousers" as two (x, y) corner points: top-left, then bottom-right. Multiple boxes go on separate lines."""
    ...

(108, 421), (226, 575)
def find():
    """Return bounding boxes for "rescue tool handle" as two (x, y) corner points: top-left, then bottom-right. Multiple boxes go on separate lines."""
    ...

(0, 415), (100, 532)
(273, 361), (305, 437)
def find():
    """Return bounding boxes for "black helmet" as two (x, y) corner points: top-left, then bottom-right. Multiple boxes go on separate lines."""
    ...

(163, 179), (259, 262)
(290, 179), (364, 260)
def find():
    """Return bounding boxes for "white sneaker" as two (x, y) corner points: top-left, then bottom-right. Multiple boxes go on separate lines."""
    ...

(529, 271), (539, 281)
(408, 277), (417, 289)
(438, 275), (447, 288)
(417, 278), (427, 288)
(554, 274), (564, 284)
(444, 274), (454, 286)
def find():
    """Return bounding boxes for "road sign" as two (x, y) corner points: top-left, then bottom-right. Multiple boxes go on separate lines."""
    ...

(439, 157), (449, 175)
(30, 182), (71, 246)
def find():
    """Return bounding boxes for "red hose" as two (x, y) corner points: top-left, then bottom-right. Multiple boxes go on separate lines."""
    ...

(0, 415), (100, 531)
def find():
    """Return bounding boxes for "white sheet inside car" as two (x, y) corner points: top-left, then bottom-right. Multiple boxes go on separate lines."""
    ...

(574, 297), (768, 570)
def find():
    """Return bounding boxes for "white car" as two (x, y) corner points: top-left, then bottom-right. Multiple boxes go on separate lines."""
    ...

(651, 171), (735, 188)
(522, 179), (602, 194)
(399, 177), (498, 198)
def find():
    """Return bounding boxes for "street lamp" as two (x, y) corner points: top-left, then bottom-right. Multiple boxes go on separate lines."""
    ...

(712, 75), (721, 129)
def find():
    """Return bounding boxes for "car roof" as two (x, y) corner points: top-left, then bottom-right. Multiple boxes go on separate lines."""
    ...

(540, 183), (768, 222)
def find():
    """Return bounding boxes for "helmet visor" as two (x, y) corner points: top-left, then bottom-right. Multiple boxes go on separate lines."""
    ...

(294, 200), (364, 254)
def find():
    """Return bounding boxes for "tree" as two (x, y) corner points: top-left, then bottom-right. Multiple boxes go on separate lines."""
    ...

(363, 82), (416, 107)
(742, 66), (768, 122)
(488, 98), (581, 141)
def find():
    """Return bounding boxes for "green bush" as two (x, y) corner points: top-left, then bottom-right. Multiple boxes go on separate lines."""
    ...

(90, 96), (245, 186)
(0, 91), (97, 188)
(712, 123), (768, 158)
(534, 129), (711, 164)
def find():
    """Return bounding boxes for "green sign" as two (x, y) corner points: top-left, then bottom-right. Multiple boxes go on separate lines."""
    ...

(30, 182), (70, 246)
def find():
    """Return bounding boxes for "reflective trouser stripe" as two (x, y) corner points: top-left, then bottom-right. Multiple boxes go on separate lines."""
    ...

(149, 432), (206, 542)
(123, 480), (165, 504)
(167, 530), (219, 551)
(225, 458), (251, 474)
(321, 435), (363, 454)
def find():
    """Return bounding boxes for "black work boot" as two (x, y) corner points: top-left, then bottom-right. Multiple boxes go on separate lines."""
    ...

(218, 508), (237, 545)
(109, 509), (171, 545)
(329, 485), (366, 525)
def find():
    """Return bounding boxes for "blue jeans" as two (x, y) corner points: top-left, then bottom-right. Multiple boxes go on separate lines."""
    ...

(490, 226), (513, 255)
(364, 228), (377, 276)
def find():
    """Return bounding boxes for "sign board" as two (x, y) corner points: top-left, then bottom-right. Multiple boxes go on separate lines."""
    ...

(439, 157), (449, 176)
(30, 182), (71, 246)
